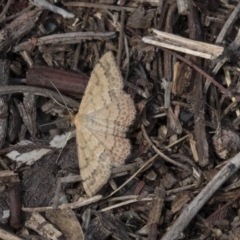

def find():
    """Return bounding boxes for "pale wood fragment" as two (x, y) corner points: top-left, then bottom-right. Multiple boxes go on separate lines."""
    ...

(142, 29), (224, 59)
(177, 0), (190, 15)
(0, 227), (23, 240)
(25, 212), (62, 240)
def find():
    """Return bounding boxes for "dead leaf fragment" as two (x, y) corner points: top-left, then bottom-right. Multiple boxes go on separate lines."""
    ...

(46, 209), (84, 240)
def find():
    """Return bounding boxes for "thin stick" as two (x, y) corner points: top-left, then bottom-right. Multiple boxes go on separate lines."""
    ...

(22, 195), (102, 212)
(141, 124), (192, 173)
(161, 152), (240, 240)
(142, 29), (224, 59)
(0, 86), (79, 109)
(50, 81), (73, 117)
(117, 10), (125, 67)
(63, 2), (135, 12)
(215, 1), (240, 44)
(123, 35), (130, 81)
(13, 32), (116, 52)
(0, 227), (23, 240)
(106, 154), (159, 198)
(99, 197), (153, 212)
(0, 0), (13, 22)
(3, 5), (34, 22)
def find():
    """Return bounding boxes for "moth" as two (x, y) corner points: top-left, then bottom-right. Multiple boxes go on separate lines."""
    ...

(74, 52), (136, 196)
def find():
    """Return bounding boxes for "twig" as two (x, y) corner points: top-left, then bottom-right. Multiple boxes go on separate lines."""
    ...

(106, 154), (159, 198)
(0, 0), (13, 22)
(142, 29), (224, 60)
(99, 197), (153, 212)
(30, 0), (75, 18)
(63, 2), (136, 12)
(13, 32), (116, 52)
(3, 5), (34, 22)
(0, 86), (79, 109)
(22, 195), (102, 212)
(117, 10), (125, 67)
(141, 124), (192, 173)
(210, 2), (240, 74)
(166, 184), (197, 195)
(123, 34), (130, 81)
(72, 43), (82, 71)
(0, 228), (23, 240)
(161, 152), (240, 240)
(215, 1), (240, 44)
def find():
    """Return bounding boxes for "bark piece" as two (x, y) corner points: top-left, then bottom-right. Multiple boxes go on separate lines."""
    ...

(0, 60), (9, 149)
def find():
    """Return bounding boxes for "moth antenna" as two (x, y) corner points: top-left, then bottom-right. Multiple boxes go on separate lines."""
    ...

(49, 81), (74, 118)
(55, 131), (73, 164)
(39, 118), (69, 128)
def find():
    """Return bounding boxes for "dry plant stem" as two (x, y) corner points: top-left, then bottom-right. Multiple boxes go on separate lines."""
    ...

(221, 99), (240, 117)
(72, 43), (82, 71)
(3, 5), (34, 22)
(59, 195), (102, 210)
(0, 0), (13, 22)
(0, 86), (79, 109)
(123, 34), (130, 81)
(22, 195), (102, 212)
(0, 60), (9, 149)
(141, 124), (191, 172)
(161, 152), (240, 240)
(0, 170), (17, 177)
(104, 9), (130, 82)
(99, 197), (153, 212)
(134, 0), (161, 6)
(30, 0), (75, 18)
(0, 228), (23, 240)
(13, 32), (116, 52)
(188, 2), (209, 167)
(212, 27), (240, 80)
(106, 154), (158, 198)
(20, 50), (33, 68)
(210, 4), (240, 75)
(117, 10), (125, 67)
(215, 1), (240, 44)
(163, 3), (176, 109)
(157, 2), (169, 30)
(107, 195), (154, 202)
(52, 173), (81, 209)
(163, 48), (232, 97)
(64, 2), (135, 12)
(166, 184), (196, 195)
(163, 7), (177, 111)
(162, 134), (190, 151)
(158, 0), (163, 14)
(142, 29), (224, 60)
(224, 68), (240, 116)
